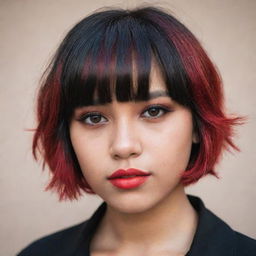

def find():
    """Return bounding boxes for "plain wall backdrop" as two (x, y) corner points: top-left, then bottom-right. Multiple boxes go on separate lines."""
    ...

(0, 0), (255, 255)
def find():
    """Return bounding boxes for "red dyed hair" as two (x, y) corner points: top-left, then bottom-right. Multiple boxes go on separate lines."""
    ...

(33, 7), (243, 200)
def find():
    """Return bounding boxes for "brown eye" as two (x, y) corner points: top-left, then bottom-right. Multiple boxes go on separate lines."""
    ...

(142, 105), (170, 119)
(90, 115), (102, 123)
(79, 113), (107, 125)
(148, 108), (160, 116)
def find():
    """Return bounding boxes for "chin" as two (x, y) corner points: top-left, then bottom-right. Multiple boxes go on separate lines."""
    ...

(104, 192), (164, 214)
(111, 202), (155, 215)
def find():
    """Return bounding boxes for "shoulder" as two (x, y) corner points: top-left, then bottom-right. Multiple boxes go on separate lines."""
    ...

(17, 202), (107, 256)
(187, 195), (256, 256)
(235, 231), (256, 255)
(17, 220), (88, 256)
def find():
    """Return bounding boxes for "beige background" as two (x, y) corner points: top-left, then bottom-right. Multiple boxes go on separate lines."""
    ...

(0, 0), (255, 255)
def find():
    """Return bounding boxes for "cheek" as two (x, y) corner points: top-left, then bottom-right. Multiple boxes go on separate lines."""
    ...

(69, 125), (107, 179)
(72, 141), (107, 187)
(148, 118), (194, 170)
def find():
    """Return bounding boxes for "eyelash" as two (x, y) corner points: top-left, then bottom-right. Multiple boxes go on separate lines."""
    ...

(77, 104), (171, 126)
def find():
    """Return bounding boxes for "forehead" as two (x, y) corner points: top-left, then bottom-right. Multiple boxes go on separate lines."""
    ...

(91, 60), (169, 105)
(61, 45), (191, 114)
(149, 60), (166, 91)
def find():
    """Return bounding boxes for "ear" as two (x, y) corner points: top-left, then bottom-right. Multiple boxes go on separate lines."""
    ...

(192, 131), (199, 144)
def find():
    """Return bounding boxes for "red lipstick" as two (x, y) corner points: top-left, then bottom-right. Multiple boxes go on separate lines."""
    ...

(107, 168), (151, 189)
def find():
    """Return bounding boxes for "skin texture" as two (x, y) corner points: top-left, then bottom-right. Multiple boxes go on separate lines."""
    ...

(69, 63), (198, 255)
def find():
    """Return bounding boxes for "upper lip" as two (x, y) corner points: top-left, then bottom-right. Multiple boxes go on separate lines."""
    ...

(107, 168), (151, 179)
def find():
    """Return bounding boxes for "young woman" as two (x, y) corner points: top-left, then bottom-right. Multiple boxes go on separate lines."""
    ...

(17, 6), (256, 256)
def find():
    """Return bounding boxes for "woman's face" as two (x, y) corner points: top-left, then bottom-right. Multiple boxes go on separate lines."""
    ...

(69, 63), (197, 213)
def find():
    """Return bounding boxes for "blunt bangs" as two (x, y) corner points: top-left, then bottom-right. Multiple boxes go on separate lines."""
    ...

(56, 8), (192, 121)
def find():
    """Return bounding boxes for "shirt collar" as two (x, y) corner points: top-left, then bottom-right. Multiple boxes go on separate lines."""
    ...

(77, 195), (236, 256)
(186, 195), (235, 256)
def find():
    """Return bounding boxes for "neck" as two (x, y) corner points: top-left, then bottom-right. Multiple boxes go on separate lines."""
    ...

(91, 185), (198, 255)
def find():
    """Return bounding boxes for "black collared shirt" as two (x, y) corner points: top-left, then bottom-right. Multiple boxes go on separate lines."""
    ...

(17, 195), (256, 255)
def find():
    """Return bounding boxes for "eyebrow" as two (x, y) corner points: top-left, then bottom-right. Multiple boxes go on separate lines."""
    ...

(90, 90), (170, 106)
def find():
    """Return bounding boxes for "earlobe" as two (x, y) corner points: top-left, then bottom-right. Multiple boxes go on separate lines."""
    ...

(192, 131), (199, 144)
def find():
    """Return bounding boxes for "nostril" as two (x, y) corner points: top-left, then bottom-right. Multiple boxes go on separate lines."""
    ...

(113, 152), (139, 160)
(113, 154), (120, 160)
(110, 138), (142, 159)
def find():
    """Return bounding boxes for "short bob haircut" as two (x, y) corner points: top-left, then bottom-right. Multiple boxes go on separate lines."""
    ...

(33, 6), (242, 200)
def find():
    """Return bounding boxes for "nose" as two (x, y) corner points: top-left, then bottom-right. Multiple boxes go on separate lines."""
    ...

(109, 119), (142, 160)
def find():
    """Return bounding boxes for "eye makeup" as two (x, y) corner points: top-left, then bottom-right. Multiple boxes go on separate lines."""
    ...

(75, 103), (173, 127)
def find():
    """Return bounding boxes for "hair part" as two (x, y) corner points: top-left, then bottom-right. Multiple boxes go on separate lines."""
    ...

(33, 6), (243, 200)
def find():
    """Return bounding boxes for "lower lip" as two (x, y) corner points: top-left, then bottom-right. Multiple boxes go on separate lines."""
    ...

(108, 176), (151, 189)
